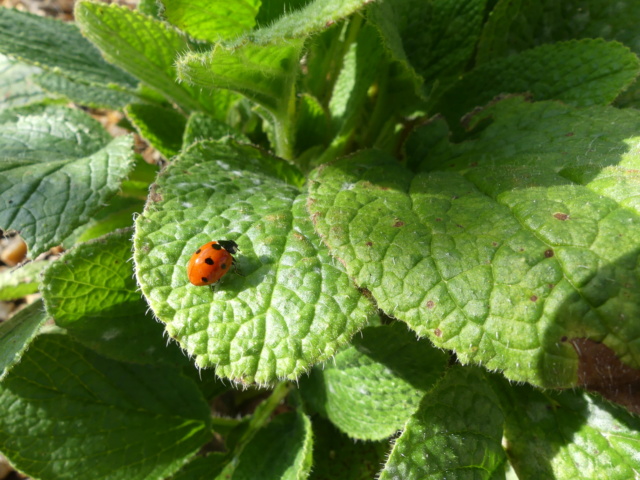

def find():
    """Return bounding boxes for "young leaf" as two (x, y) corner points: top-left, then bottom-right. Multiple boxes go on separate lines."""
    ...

(42, 229), (188, 365)
(308, 98), (640, 389)
(0, 332), (212, 480)
(161, 0), (260, 43)
(434, 39), (640, 133)
(0, 299), (47, 380)
(379, 366), (507, 480)
(133, 141), (374, 384)
(183, 111), (249, 147)
(494, 377), (640, 479)
(0, 7), (136, 87)
(301, 323), (448, 440)
(74, 2), (214, 114)
(126, 103), (187, 158)
(0, 106), (134, 258)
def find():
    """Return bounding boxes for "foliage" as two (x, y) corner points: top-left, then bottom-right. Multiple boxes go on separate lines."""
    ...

(1, 0), (640, 478)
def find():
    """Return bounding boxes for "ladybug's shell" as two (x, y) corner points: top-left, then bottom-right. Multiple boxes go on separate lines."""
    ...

(187, 241), (234, 286)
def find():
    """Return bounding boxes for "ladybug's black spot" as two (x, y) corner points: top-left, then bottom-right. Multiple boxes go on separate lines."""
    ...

(221, 263), (228, 269)
(205, 257), (214, 265)
(201, 277), (208, 283)
(212, 243), (222, 250)
(195, 248), (201, 254)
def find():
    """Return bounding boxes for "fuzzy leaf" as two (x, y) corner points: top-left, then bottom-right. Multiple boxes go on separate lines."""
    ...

(126, 104), (187, 158)
(0, 260), (47, 301)
(308, 98), (640, 388)
(0, 106), (134, 257)
(134, 141), (373, 384)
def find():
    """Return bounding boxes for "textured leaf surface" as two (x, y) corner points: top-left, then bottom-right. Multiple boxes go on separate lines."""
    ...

(0, 7), (135, 87)
(182, 112), (249, 147)
(126, 104), (187, 158)
(162, 0), (260, 43)
(369, 0), (487, 90)
(134, 141), (373, 384)
(0, 260), (47, 301)
(301, 323), (448, 440)
(0, 299), (47, 380)
(0, 332), (212, 480)
(495, 378), (640, 479)
(0, 54), (49, 110)
(380, 366), (506, 480)
(308, 98), (640, 388)
(0, 106), (134, 257)
(34, 71), (141, 109)
(230, 411), (313, 480)
(42, 229), (187, 365)
(435, 39), (640, 132)
(75, 2), (213, 113)
(309, 416), (389, 480)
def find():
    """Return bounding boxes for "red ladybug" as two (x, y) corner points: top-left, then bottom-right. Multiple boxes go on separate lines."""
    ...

(187, 240), (239, 286)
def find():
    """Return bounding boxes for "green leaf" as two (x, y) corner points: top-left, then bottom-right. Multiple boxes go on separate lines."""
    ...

(309, 416), (389, 480)
(0, 332), (212, 480)
(0, 54), (50, 110)
(42, 229), (187, 365)
(134, 141), (373, 384)
(0, 299), (47, 380)
(0, 260), (47, 301)
(126, 103), (187, 158)
(0, 7), (136, 87)
(495, 377), (640, 479)
(170, 453), (227, 480)
(301, 323), (448, 440)
(308, 98), (640, 388)
(248, 0), (370, 44)
(434, 39), (640, 133)
(34, 71), (141, 109)
(161, 0), (260, 42)
(71, 196), (145, 244)
(229, 411), (313, 480)
(369, 0), (488, 91)
(183, 112), (249, 147)
(0, 106), (135, 257)
(380, 366), (507, 480)
(74, 2), (213, 114)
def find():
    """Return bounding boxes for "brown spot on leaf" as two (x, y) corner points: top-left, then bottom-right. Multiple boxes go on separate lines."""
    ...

(544, 249), (554, 258)
(393, 220), (405, 228)
(426, 300), (435, 309)
(470, 162), (478, 167)
(571, 338), (640, 414)
(365, 241), (373, 247)
(564, 132), (575, 137)
(435, 218), (442, 222)
(530, 295), (538, 302)
(560, 336), (568, 342)
(434, 328), (442, 337)
(554, 212), (569, 221)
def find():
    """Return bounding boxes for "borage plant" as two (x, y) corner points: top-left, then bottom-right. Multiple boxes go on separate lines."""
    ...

(1, 1), (640, 479)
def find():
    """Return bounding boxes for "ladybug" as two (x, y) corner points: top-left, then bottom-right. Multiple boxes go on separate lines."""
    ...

(187, 240), (239, 286)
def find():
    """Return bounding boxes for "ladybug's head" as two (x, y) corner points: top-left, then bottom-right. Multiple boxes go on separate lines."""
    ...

(217, 240), (239, 254)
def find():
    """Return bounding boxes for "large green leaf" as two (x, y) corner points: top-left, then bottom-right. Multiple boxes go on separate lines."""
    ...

(301, 323), (448, 440)
(308, 97), (640, 388)
(0, 332), (212, 480)
(134, 141), (374, 384)
(380, 367), (506, 480)
(42, 229), (187, 365)
(0, 7), (136, 87)
(0, 106), (134, 257)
